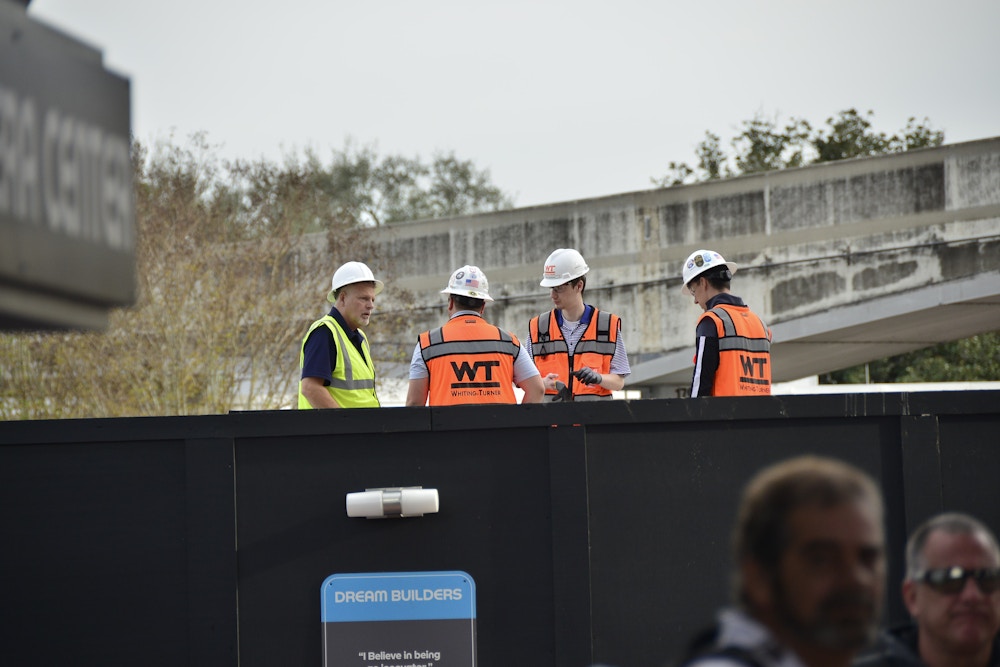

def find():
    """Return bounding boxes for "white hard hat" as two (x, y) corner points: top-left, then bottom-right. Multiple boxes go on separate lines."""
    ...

(441, 265), (493, 302)
(680, 249), (738, 292)
(327, 261), (384, 303)
(540, 248), (590, 287)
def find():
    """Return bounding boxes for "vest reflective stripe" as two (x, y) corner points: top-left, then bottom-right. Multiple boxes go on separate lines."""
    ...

(699, 304), (772, 396)
(531, 314), (569, 356)
(419, 316), (520, 405)
(528, 308), (618, 398)
(326, 325), (377, 390)
(717, 337), (771, 353)
(298, 315), (379, 408)
(420, 336), (518, 362)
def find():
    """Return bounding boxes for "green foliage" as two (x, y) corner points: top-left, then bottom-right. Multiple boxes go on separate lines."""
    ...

(302, 141), (514, 227)
(732, 115), (812, 175)
(821, 333), (1000, 384)
(695, 132), (726, 180)
(653, 108), (994, 385)
(655, 108), (944, 185)
(0, 135), (512, 419)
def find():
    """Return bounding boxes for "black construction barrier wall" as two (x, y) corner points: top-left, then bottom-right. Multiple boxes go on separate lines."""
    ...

(1, 392), (998, 667)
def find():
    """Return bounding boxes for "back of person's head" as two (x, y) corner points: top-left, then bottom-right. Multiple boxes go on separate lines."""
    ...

(453, 294), (486, 312)
(732, 455), (883, 601)
(702, 267), (732, 292)
(905, 512), (1000, 579)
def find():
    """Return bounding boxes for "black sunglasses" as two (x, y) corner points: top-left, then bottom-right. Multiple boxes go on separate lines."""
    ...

(915, 566), (1000, 595)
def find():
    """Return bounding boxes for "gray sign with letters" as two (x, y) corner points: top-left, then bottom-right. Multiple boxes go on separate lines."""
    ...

(0, 3), (134, 329)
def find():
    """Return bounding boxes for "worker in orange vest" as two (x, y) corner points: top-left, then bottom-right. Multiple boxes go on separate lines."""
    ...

(682, 249), (772, 397)
(406, 265), (544, 406)
(527, 248), (631, 401)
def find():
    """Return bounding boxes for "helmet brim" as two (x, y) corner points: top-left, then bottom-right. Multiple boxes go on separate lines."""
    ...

(679, 262), (738, 292)
(540, 277), (571, 288)
(441, 287), (494, 302)
(328, 279), (384, 302)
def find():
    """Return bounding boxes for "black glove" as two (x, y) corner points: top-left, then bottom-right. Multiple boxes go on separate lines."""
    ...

(553, 381), (573, 402)
(573, 367), (602, 386)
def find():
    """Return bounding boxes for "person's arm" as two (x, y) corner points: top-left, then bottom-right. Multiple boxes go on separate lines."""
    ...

(405, 378), (429, 407)
(609, 322), (631, 382)
(599, 372), (626, 392)
(512, 342), (545, 403)
(300, 324), (339, 408)
(574, 366), (625, 392)
(690, 319), (720, 397)
(518, 374), (545, 404)
(300, 376), (341, 408)
(574, 317), (629, 392)
(405, 343), (430, 406)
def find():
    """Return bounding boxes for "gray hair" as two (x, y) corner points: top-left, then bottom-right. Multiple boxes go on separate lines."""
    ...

(904, 512), (1000, 579)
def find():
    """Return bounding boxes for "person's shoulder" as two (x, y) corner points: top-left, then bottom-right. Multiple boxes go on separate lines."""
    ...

(683, 658), (758, 667)
(851, 624), (920, 667)
(714, 294), (747, 308)
(504, 328), (522, 345)
(529, 310), (552, 324)
(588, 306), (624, 329)
(417, 326), (442, 343)
(677, 645), (772, 667)
(851, 650), (906, 667)
(673, 617), (769, 667)
(305, 320), (334, 341)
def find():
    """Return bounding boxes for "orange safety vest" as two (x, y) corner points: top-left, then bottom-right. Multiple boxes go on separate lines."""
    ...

(418, 314), (522, 405)
(697, 304), (772, 396)
(528, 308), (619, 398)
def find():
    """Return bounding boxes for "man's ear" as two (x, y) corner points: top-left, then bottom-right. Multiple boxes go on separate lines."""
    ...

(336, 285), (351, 307)
(902, 579), (919, 617)
(742, 559), (773, 611)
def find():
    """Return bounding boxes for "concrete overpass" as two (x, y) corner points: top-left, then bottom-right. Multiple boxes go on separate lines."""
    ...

(371, 137), (1000, 398)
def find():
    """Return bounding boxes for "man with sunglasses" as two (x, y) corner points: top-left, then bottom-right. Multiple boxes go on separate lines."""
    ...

(857, 513), (1000, 667)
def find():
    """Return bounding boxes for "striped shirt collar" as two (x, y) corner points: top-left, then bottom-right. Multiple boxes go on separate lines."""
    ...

(554, 304), (593, 328)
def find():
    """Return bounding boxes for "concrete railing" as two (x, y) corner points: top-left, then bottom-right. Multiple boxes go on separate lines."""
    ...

(360, 138), (1000, 396)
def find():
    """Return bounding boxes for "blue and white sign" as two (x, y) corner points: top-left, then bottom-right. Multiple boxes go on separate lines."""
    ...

(322, 571), (476, 667)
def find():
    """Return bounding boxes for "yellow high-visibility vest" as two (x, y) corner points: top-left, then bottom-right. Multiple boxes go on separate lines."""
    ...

(298, 315), (379, 409)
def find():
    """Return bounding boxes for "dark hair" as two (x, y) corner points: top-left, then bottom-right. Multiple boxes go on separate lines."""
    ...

(732, 455), (883, 604)
(702, 267), (732, 291)
(556, 276), (586, 293)
(905, 512), (1000, 579)
(453, 294), (485, 311)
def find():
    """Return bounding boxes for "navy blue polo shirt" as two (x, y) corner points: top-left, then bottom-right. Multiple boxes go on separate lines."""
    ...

(301, 307), (369, 385)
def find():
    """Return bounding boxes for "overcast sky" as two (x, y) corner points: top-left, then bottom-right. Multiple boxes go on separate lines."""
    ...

(28, 0), (1000, 208)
